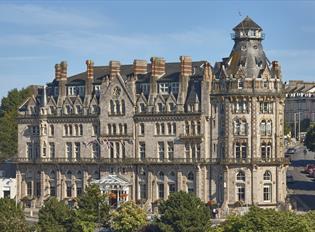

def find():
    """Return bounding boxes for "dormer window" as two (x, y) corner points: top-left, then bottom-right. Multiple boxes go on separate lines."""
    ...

(157, 103), (164, 112)
(238, 80), (244, 89)
(139, 103), (146, 113)
(159, 83), (169, 94)
(170, 82), (179, 94)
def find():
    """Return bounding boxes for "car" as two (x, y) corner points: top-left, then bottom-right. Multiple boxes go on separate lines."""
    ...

(286, 148), (296, 154)
(305, 164), (315, 173)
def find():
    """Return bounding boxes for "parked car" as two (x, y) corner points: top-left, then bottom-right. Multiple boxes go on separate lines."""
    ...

(286, 148), (296, 154)
(304, 164), (315, 174)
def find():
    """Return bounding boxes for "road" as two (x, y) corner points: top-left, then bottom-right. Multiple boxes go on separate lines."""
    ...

(286, 144), (315, 211)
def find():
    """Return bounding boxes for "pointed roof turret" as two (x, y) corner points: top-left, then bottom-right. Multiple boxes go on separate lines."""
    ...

(233, 16), (262, 31)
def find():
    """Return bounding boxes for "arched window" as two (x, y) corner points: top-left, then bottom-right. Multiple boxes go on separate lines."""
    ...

(74, 124), (79, 136)
(79, 124), (83, 136)
(261, 142), (272, 160)
(263, 171), (272, 181)
(49, 125), (54, 136)
(187, 172), (194, 193)
(187, 172), (194, 181)
(92, 170), (100, 180)
(236, 171), (245, 181)
(168, 171), (176, 193)
(66, 171), (72, 181)
(121, 100), (125, 114)
(119, 124), (123, 135)
(115, 100), (120, 114)
(155, 123), (160, 135)
(158, 171), (164, 181)
(112, 124), (116, 135)
(107, 124), (112, 135)
(110, 100), (115, 114)
(49, 171), (56, 197)
(124, 124), (127, 135)
(266, 120), (272, 135)
(76, 171), (83, 196)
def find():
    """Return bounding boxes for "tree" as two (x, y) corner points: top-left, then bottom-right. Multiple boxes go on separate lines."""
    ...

(0, 198), (29, 232)
(0, 87), (33, 160)
(217, 206), (313, 232)
(76, 184), (110, 226)
(37, 197), (72, 232)
(110, 201), (147, 232)
(304, 125), (315, 152)
(157, 191), (211, 232)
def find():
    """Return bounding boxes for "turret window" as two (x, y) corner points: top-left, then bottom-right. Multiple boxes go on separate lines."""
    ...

(260, 120), (272, 136)
(233, 119), (247, 135)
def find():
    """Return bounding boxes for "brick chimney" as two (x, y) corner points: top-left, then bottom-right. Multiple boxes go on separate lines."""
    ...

(58, 61), (67, 99)
(55, 63), (61, 80)
(86, 59), (94, 80)
(60, 61), (67, 80)
(133, 59), (147, 75)
(272, 60), (281, 79)
(85, 60), (94, 96)
(180, 56), (192, 77)
(177, 56), (192, 111)
(109, 61), (120, 77)
(151, 57), (165, 77)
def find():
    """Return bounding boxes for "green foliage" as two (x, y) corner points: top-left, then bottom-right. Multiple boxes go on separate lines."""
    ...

(304, 125), (315, 152)
(76, 184), (110, 226)
(0, 198), (29, 232)
(110, 201), (147, 232)
(0, 87), (32, 160)
(37, 197), (72, 232)
(157, 191), (211, 232)
(217, 206), (314, 232)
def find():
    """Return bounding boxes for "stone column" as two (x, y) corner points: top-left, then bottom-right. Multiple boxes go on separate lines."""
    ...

(177, 171), (182, 191)
(40, 171), (45, 202)
(164, 175), (168, 200)
(196, 166), (201, 198)
(56, 170), (62, 200)
(147, 171), (153, 201)
(16, 170), (21, 201)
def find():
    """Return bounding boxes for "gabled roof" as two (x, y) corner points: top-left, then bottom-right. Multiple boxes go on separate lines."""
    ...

(233, 16), (262, 31)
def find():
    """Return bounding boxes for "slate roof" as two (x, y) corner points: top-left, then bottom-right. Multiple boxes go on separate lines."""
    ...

(60, 61), (205, 85)
(233, 16), (262, 31)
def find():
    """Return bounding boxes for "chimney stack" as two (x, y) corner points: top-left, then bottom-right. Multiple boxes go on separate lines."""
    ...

(133, 59), (147, 75)
(151, 57), (165, 77)
(55, 64), (61, 80)
(60, 61), (67, 80)
(85, 60), (94, 97)
(272, 60), (281, 79)
(86, 59), (94, 80)
(109, 61), (120, 76)
(180, 56), (192, 77)
(58, 61), (67, 100)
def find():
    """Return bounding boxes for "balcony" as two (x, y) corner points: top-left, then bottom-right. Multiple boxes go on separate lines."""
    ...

(14, 157), (288, 166)
(178, 133), (204, 141)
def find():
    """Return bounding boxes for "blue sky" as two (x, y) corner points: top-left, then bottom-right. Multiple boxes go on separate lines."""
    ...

(0, 1), (314, 99)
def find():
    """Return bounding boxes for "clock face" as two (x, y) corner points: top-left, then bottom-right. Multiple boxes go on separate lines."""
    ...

(113, 86), (121, 97)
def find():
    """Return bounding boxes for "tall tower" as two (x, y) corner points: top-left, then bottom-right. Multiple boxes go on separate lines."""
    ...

(212, 16), (287, 212)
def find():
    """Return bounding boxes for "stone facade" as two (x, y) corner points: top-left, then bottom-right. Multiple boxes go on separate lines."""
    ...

(16, 17), (287, 212)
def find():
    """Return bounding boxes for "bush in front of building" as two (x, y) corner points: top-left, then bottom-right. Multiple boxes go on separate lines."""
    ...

(156, 191), (211, 232)
(110, 201), (147, 232)
(0, 198), (30, 232)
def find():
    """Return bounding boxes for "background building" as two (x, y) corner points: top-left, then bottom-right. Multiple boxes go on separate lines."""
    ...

(0, 162), (16, 199)
(284, 81), (315, 138)
(16, 17), (287, 213)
